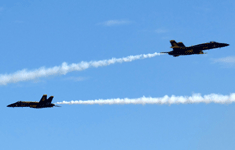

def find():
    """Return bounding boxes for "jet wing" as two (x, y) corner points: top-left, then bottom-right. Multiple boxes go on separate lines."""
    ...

(39, 95), (47, 104)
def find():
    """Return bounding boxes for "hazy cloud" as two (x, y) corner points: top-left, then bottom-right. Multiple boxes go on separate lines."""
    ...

(212, 56), (235, 67)
(212, 56), (235, 64)
(64, 77), (88, 82)
(154, 28), (168, 34)
(98, 20), (131, 26)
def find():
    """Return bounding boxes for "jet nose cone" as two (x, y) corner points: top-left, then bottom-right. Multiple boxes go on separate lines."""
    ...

(218, 43), (229, 48)
(7, 104), (14, 107)
(222, 43), (229, 47)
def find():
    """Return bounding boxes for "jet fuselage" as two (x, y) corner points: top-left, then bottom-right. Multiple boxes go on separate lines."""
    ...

(7, 101), (55, 108)
(7, 95), (57, 109)
(161, 40), (229, 57)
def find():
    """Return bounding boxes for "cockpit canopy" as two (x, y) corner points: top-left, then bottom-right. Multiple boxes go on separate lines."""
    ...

(210, 41), (217, 43)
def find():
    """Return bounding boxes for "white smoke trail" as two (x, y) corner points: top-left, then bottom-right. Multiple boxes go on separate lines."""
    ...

(55, 93), (235, 105)
(0, 52), (161, 85)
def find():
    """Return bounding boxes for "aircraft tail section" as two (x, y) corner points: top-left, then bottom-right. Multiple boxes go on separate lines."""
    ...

(47, 96), (54, 104)
(39, 95), (47, 104)
(39, 94), (54, 105)
(170, 40), (178, 47)
(170, 40), (185, 48)
(177, 42), (185, 47)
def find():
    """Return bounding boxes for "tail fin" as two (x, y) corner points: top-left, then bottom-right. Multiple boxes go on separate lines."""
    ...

(170, 40), (178, 47)
(177, 42), (185, 47)
(47, 96), (54, 104)
(39, 95), (47, 103)
(170, 40), (185, 48)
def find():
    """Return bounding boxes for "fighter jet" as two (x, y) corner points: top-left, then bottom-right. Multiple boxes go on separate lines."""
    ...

(161, 40), (229, 57)
(7, 95), (60, 109)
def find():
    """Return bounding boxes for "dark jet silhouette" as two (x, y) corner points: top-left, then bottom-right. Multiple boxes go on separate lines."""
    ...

(161, 40), (229, 57)
(7, 95), (60, 109)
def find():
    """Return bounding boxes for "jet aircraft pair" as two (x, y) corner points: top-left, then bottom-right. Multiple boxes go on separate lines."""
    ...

(7, 40), (230, 109)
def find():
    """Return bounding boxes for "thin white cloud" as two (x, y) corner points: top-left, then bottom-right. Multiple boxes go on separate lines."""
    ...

(99, 20), (131, 26)
(212, 56), (235, 64)
(211, 56), (235, 68)
(64, 77), (88, 82)
(154, 28), (168, 34)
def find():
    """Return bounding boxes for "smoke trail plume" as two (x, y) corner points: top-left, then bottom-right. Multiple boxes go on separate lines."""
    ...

(0, 52), (161, 85)
(56, 93), (235, 105)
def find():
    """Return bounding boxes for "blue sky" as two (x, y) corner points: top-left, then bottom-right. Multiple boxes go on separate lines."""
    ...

(1, 0), (235, 149)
